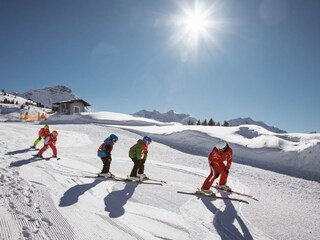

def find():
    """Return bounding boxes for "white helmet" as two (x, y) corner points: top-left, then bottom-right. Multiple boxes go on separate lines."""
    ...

(216, 140), (228, 151)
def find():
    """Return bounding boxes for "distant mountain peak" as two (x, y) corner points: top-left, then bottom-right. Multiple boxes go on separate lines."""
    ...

(228, 117), (287, 133)
(133, 109), (197, 124)
(19, 85), (78, 108)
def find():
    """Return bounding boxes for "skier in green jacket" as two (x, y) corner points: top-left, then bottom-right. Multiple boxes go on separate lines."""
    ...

(128, 136), (152, 181)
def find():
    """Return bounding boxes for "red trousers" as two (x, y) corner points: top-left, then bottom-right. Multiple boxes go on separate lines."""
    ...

(38, 144), (57, 156)
(201, 162), (229, 190)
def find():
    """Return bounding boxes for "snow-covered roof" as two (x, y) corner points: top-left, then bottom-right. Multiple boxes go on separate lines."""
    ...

(53, 99), (91, 106)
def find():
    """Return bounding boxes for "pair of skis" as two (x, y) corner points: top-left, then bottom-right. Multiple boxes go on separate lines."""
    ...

(177, 190), (249, 203)
(177, 185), (258, 202)
(84, 175), (166, 186)
(32, 154), (60, 161)
(212, 185), (259, 201)
(30, 146), (60, 160)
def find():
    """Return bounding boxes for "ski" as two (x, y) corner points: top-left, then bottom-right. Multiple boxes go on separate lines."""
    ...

(32, 155), (60, 161)
(115, 178), (163, 185)
(212, 186), (258, 201)
(82, 176), (163, 185)
(177, 191), (248, 203)
(145, 178), (167, 184)
(32, 154), (44, 159)
(45, 156), (61, 160)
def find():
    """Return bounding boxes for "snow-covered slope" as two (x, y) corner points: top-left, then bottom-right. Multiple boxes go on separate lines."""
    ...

(44, 112), (320, 181)
(0, 92), (51, 122)
(228, 117), (286, 133)
(133, 109), (197, 124)
(0, 115), (319, 240)
(18, 85), (78, 108)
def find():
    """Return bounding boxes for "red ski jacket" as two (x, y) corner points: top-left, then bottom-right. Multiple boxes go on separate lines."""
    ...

(42, 134), (57, 155)
(208, 146), (233, 171)
(38, 128), (50, 138)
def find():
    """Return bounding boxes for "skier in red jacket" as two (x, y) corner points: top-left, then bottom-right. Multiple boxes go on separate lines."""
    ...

(200, 140), (233, 195)
(36, 130), (59, 158)
(31, 124), (50, 149)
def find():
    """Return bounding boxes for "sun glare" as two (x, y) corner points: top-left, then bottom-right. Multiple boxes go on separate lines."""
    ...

(169, 1), (223, 51)
(185, 12), (207, 34)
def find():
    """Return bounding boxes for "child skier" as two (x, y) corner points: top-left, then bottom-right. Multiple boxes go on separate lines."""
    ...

(36, 130), (59, 158)
(31, 124), (50, 149)
(97, 134), (118, 178)
(200, 140), (233, 195)
(128, 136), (152, 181)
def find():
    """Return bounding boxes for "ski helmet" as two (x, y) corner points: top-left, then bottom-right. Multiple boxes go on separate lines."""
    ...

(216, 140), (227, 151)
(110, 134), (118, 143)
(44, 124), (49, 130)
(143, 136), (152, 144)
(52, 130), (58, 137)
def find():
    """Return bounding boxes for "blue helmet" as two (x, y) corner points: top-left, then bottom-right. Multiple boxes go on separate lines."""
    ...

(143, 136), (152, 144)
(110, 134), (118, 143)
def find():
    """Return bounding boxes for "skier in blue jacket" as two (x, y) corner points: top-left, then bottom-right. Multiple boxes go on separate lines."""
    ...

(97, 134), (118, 178)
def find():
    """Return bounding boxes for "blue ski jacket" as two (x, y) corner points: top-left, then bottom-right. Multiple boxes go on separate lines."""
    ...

(97, 137), (114, 158)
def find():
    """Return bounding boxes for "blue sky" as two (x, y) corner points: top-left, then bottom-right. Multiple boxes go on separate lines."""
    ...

(0, 0), (319, 133)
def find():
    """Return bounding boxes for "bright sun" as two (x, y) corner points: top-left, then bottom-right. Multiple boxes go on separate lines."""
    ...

(170, 1), (223, 50)
(183, 9), (208, 37)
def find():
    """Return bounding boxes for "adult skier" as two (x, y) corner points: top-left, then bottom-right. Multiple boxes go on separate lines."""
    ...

(31, 124), (50, 149)
(200, 140), (233, 195)
(97, 134), (118, 178)
(36, 130), (59, 158)
(128, 136), (152, 181)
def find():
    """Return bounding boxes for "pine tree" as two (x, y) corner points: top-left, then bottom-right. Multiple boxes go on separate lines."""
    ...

(196, 120), (201, 125)
(222, 120), (230, 127)
(208, 118), (215, 126)
(202, 120), (207, 126)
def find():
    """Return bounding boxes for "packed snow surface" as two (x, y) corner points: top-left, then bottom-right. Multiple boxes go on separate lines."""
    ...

(0, 111), (319, 240)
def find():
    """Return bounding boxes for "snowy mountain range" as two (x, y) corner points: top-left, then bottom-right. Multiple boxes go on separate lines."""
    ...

(133, 110), (197, 125)
(17, 85), (78, 108)
(133, 110), (286, 133)
(228, 117), (286, 133)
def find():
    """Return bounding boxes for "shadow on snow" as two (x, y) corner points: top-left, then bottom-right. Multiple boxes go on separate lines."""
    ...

(6, 148), (34, 155)
(201, 192), (252, 240)
(59, 179), (103, 207)
(104, 183), (138, 218)
(9, 157), (42, 167)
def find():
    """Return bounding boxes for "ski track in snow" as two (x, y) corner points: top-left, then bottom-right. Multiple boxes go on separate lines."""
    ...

(0, 168), (78, 240)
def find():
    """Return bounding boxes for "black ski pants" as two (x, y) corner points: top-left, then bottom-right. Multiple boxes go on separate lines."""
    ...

(100, 157), (112, 173)
(130, 158), (146, 177)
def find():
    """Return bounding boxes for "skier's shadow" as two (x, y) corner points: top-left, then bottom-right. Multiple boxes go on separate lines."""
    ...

(104, 183), (138, 218)
(6, 148), (32, 155)
(201, 192), (253, 240)
(9, 157), (43, 167)
(59, 179), (103, 207)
